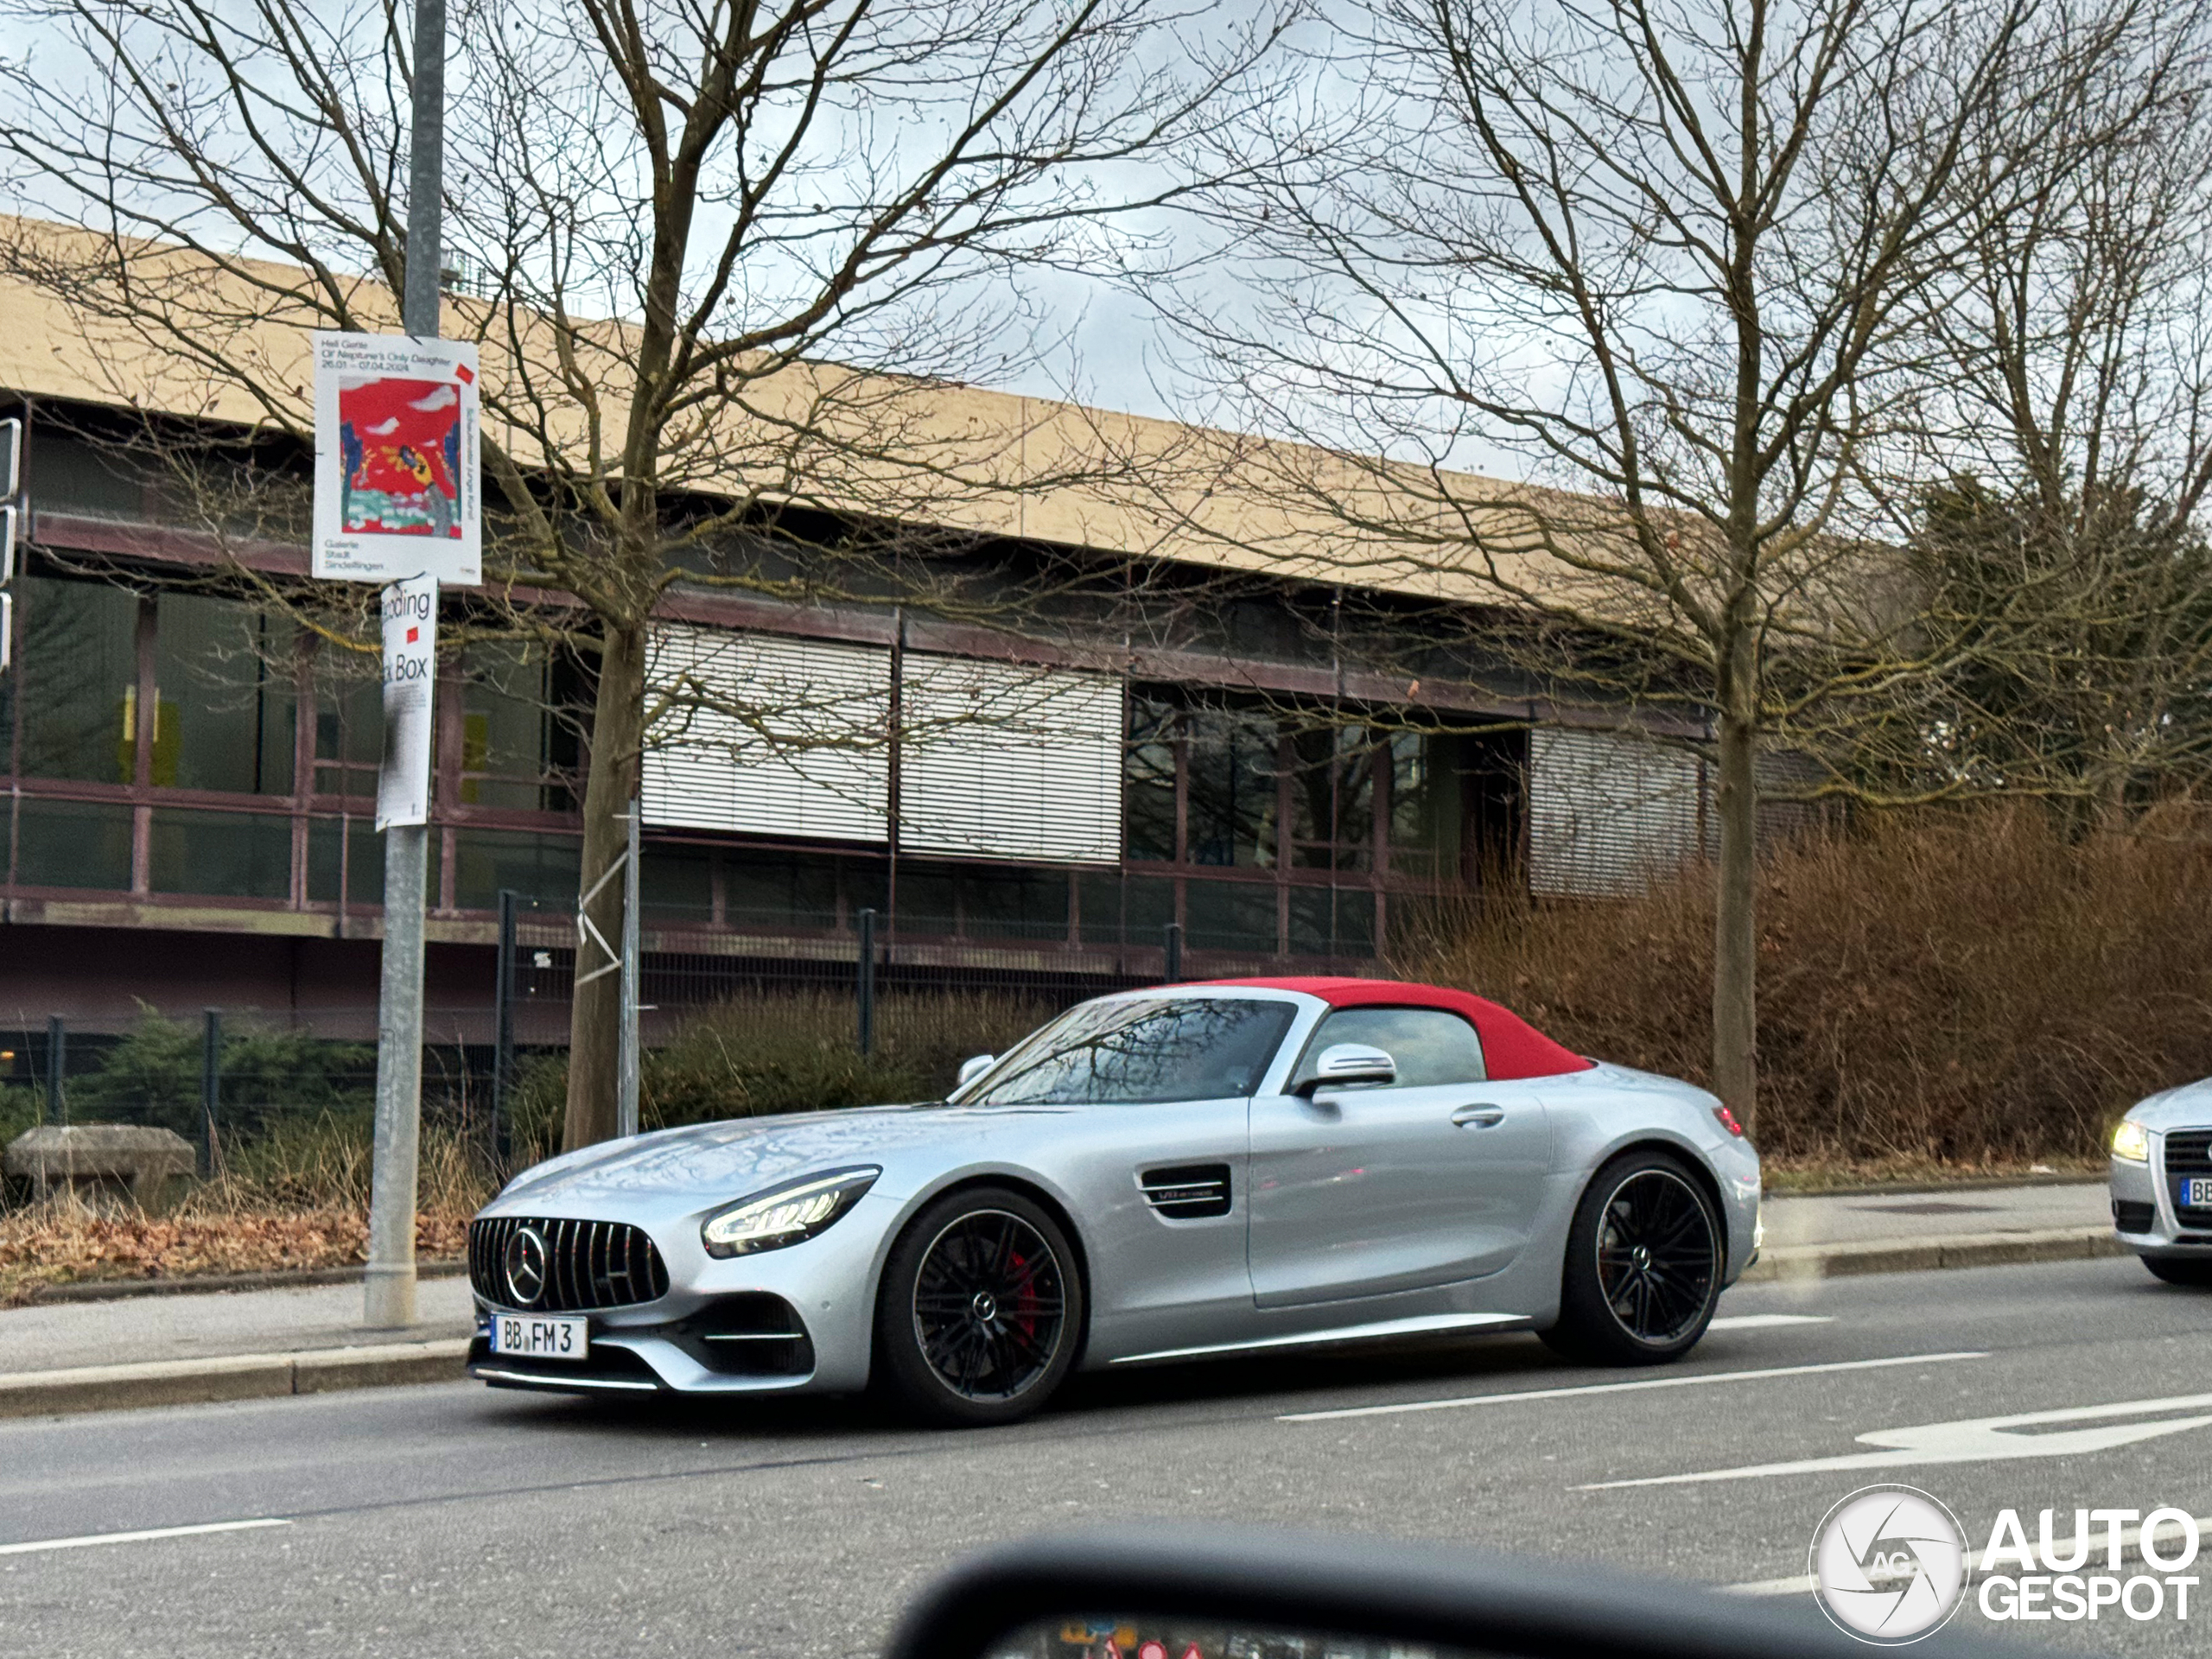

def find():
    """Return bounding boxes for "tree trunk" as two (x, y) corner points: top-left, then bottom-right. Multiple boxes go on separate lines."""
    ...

(564, 619), (647, 1151)
(1710, 687), (1760, 1141)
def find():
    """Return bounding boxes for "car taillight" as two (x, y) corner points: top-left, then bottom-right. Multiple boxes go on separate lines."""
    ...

(1713, 1105), (1745, 1137)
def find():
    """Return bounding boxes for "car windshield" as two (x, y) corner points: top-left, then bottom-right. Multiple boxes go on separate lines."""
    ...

(963, 995), (1297, 1105)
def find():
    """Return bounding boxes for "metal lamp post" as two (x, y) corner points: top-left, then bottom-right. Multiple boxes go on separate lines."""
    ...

(362, 0), (447, 1330)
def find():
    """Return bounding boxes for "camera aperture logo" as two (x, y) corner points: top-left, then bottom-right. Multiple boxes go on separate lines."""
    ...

(1811, 1485), (1970, 1644)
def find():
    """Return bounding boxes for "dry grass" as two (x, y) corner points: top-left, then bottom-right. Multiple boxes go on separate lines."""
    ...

(1405, 803), (2212, 1173)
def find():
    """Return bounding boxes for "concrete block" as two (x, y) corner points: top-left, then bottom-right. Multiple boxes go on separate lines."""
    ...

(6, 1123), (197, 1209)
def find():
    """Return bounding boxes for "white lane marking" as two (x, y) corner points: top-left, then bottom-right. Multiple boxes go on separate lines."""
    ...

(1722, 1574), (1817, 1597)
(1117, 1312), (1524, 1366)
(1278, 1351), (1987, 1423)
(1719, 1513), (2212, 1597)
(1587, 1392), (2212, 1490)
(1707, 1314), (1834, 1331)
(0, 1518), (289, 1557)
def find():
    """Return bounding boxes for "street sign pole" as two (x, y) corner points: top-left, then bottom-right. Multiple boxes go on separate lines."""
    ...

(363, 0), (446, 1331)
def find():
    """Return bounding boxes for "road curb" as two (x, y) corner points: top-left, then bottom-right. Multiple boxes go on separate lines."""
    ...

(0, 1338), (470, 1419)
(1738, 1225), (2122, 1283)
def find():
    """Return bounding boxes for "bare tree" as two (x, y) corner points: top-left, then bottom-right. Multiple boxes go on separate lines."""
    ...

(1910, 37), (2212, 820)
(0, 0), (1289, 1147)
(1142, 0), (2195, 1134)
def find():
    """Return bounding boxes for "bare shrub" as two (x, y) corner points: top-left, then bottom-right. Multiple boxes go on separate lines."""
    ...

(1405, 806), (2212, 1174)
(504, 989), (1061, 1168)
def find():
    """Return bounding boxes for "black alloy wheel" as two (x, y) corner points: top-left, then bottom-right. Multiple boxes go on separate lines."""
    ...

(1594, 1168), (1718, 1343)
(874, 1185), (1084, 1426)
(1542, 1149), (1722, 1365)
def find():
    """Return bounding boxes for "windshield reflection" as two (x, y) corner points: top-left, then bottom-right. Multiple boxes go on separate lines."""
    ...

(962, 997), (1296, 1105)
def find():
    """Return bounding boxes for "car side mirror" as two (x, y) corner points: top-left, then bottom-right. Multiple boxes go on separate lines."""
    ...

(955, 1053), (996, 1089)
(1297, 1042), (1396, 1096)
(887, 1526), (1949, 1659)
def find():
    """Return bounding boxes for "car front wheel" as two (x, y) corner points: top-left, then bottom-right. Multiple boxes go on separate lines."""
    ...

(1542, 1150), (1723, 1365)
(872, 1185), (1084, 1427)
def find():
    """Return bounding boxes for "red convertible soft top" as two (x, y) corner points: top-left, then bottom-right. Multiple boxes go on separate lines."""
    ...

(1196, 976), (1596, 1080)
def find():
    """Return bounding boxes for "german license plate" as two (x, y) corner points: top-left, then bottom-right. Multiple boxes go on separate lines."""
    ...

(2179, 1179), (2212, 1210)
(488, 1313), (588, 1360)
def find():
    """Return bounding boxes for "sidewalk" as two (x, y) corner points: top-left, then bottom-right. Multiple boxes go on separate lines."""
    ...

(1745, 1179), (2113, 1281)
(0, 1180), (2120, 1418)
(0, 1274), (478, 1418)
(0, 1274), (476, 1375)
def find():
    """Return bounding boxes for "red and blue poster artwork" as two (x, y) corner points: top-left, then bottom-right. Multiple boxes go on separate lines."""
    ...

(313, 333), (481, 584)
(339, 376), (463, 537)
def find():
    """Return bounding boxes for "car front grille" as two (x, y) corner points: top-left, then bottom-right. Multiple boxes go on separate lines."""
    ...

(468, 1215), (671, 1312)
(2166, 1131), (2212, 1175)
(2164, 1131), (2212, 1227)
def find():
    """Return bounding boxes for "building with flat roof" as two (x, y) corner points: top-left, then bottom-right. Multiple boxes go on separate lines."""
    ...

(0, 228), (1725, 1054)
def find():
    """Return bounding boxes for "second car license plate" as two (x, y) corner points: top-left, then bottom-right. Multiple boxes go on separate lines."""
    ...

(489, 1313), (588, 1360)
(2179, 1179), (2212, 1210)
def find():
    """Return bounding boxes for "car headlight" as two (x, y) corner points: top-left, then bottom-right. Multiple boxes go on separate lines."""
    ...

(702, 1166), (880, 1258)
(2112, 1120), (2151, 1164)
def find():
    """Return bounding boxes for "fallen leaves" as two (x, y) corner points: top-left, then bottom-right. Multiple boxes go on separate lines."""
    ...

(0, 1205), (474, 1306)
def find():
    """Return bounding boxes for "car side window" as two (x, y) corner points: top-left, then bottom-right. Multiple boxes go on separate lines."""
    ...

(1291, 1007), (1487, 1089)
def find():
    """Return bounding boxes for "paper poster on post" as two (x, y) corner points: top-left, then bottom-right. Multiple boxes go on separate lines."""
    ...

(376, 575), (438, 830)
(314, 333), (481, 585)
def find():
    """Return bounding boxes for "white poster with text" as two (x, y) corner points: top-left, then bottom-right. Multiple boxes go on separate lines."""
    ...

(313, 333), (481, 585)
(376, 575), (438, 830)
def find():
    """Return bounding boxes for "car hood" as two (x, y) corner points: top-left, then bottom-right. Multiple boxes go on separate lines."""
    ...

(2127, 1076), (2212, 1131)
(486, 1102), (1062, 1217)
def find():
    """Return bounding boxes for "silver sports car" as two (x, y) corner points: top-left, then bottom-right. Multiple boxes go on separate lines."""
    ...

(467, 976), (1764, 1424)
(2108, 1076), (2212, 1283)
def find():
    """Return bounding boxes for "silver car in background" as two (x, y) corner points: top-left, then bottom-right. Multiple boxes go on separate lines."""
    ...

(2109, 1077), (2212, 1283)
(467, 976), (1763, 1425)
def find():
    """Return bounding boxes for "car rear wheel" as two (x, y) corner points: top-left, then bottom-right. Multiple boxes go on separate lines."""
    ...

(2142, 1255), (2212, 1287)
(872, 1185), (1084, 1427)
(1541, 1150), (1722, 1366)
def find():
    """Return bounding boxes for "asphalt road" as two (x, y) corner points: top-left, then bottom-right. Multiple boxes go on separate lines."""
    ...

(3, 1255), (2206, 1659)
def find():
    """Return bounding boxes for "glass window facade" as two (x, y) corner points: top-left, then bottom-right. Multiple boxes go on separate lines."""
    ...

(462, 641), (566, 810)
(0, 569), (1505, 976)
(452, 829), (582, 911)
(16, 798), (134, 889)
(312, 655), (382, 800)
(153, 594), (295, 795)
(16, 576), (138, 782)
(306, 817), (385, 906)
(149, 809), (292, 899)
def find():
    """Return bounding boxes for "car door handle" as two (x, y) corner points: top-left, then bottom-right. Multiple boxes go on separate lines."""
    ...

(1451, 1104), (1506, 1129)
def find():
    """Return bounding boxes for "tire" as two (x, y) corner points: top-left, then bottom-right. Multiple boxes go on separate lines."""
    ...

(2142, 1255), (2212, 1287)
(872, 1185), (1084, 1427)
(1541, 1149), (1723, 1366)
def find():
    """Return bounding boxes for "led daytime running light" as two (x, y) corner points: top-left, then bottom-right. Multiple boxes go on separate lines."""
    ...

(702, 1166), (880, 1258)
